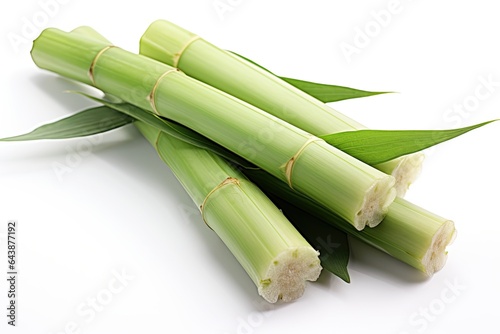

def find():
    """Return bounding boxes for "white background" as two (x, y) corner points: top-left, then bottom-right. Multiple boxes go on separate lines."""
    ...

(1, 0), (499, 333)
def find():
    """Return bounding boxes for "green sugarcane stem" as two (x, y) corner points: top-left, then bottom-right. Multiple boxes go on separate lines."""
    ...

(137, 122), (321, 302)
(245, 169), (455, 276)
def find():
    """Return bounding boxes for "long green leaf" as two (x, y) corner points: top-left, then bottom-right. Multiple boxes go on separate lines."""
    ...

(229, 53), (496, 163)
(229, 51), (389, 102)
(281, 77), (390, 103)
(321, 120), (497, 165)
(0, 106), (133, 141)
(77, 93), (257, 169)
(1, 92), (255, 169)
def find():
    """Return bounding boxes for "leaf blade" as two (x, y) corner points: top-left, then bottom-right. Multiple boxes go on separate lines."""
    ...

(228, 51), (389, 102)
(0, 106), (133, 141)
(281, 77), (391, 103)
(321, 120), (497, 165)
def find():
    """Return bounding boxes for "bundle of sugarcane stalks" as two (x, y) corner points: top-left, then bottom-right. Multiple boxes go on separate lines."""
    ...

(3, 20), (495, 303)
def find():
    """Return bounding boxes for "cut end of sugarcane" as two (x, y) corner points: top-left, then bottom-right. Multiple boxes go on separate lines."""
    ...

(391, 153), (425, 197)
(258, 247), (321, 303)
(421, 220), (457, 276)
(354, 176), (397, 230)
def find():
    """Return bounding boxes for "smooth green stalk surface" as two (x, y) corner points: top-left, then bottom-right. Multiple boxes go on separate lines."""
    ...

(31, 28), (396, 230)
(140, 20), (363, 134)
(139, 20), (421, 196)
(137, 122), (321, 302)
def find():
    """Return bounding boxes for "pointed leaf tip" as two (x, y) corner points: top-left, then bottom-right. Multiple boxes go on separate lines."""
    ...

(228, 50), (391, 103)
(281, 77), (392, 103)
(321, 120), (498, 165)
(0, 106), (133, 142)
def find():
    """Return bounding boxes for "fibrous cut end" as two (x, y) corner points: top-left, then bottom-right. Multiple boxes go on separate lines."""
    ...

(391, 153), (425, 197)
(422, 220), (457, 276)
(258, 247), (322, 303)
(354, 175), (397, 230)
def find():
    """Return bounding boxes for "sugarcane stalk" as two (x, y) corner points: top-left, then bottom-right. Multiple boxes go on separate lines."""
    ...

(245, 169), (455, 276)
(138, 121), (322, 302)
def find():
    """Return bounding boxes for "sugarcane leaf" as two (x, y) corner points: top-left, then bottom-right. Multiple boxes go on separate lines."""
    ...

(77, 93), (257, 169)
(269, 194), (350, 283)
(321, 120), (497, 165)
(229, 51), (389, 102)
(280, 77), (391, 103)
(0, 106), (133, 141)
(230, 52), (494, 163)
